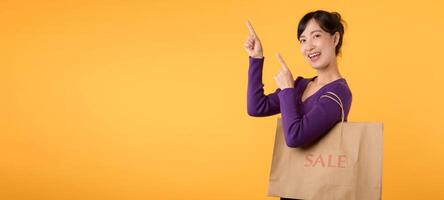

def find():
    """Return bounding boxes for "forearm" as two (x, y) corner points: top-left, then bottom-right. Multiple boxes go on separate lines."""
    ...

(247, 56), (280, 116)
(277, 88), (305, 147)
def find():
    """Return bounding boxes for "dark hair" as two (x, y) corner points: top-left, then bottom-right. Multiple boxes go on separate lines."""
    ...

(297, 10), (346, 56)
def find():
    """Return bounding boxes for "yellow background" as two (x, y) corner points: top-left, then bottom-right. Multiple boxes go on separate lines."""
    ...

(1, 0), (444, 199)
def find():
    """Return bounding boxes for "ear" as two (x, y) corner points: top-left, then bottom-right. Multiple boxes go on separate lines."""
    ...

(333, 32), (340, 46)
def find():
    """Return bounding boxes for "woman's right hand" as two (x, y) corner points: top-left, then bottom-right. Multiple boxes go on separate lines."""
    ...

(244, 20), (264, 59)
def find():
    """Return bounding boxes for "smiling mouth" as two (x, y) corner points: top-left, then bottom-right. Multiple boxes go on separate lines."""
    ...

(308, 52), (321, 61)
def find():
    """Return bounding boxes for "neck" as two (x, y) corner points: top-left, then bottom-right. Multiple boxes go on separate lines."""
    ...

(314, 59), (342, 86)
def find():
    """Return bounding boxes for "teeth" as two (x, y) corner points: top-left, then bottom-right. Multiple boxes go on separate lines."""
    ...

(309, 52), (320, 58)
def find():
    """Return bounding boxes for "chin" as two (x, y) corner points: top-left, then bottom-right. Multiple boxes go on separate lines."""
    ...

(310, 62), (328, 70)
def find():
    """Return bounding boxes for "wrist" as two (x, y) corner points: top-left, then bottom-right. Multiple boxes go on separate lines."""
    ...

(251, 54), (264, 59)
(281, 86), (294, 90)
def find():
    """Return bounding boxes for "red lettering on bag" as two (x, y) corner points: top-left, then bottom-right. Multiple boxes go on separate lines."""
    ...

(304, 154), (314, 167)
(304, 153), (347, 168)
(314, 154), (326, 167)
(327, 154), (336, 167)
(337, 155), (346, 168)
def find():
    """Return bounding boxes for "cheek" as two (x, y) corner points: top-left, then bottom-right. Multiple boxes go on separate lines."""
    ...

(324, 38), (336, 50)
(318, 40), (334, 54)
(300, 43), (309, 55)
(314, 39), (325, 47)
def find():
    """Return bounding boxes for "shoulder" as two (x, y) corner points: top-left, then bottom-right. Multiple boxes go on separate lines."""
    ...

(323, 80), (352, 102)
(294, 76), (309, 88)
(294, 76), (304, 84)
(317, 79), (353, 119)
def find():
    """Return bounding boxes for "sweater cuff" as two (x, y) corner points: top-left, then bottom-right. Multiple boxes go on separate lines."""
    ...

(249, 56), (264, 64)
(248, 56), (265, 75)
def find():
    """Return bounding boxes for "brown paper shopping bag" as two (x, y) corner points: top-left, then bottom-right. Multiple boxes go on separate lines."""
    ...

(268, 92), (383, 200)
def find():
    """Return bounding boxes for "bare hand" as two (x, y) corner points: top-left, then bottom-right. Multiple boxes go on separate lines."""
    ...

(273, 53), (294, 90)
(244, 20), (263, 58)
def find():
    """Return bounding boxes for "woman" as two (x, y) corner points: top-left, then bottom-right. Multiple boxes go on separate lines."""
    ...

(244, 10), (352, 200)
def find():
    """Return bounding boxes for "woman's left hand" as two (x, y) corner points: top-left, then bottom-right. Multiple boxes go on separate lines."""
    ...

(273, 53), (294, 90)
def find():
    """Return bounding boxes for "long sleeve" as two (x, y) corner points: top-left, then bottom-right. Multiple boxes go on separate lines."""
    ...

(277, 85), (352, 148)
(247, 56), (282, 117)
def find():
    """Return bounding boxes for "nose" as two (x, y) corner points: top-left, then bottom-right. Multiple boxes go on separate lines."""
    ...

(305, 41), (315, 53)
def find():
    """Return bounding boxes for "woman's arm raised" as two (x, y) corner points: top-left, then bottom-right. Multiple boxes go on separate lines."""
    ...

(244, 20), (283, 117)
(247, 56), (282, 117)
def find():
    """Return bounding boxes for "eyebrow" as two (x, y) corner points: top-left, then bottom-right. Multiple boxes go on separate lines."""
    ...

(299, 29), (323, 38)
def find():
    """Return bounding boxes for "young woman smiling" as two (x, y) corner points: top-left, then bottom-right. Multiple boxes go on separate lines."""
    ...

(244, 10), (352, 200)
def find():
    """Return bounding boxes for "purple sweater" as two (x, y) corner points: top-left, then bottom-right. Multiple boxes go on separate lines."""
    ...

(247, 56), (352, 148)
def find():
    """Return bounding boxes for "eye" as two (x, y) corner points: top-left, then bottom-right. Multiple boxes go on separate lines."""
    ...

(314, 34), (321, 38)
(299, 39), (306, 43)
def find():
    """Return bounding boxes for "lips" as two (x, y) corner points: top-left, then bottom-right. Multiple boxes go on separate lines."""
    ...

(308, 52), (321, 62)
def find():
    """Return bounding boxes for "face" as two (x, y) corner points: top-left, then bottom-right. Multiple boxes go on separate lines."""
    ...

(299, 19), (339, 70)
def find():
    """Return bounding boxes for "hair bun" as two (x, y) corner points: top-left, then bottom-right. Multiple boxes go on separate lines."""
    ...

(331, 11), (346, 31)
(331, 12), (342, 21)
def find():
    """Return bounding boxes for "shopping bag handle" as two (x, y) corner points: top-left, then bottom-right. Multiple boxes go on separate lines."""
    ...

(320, 92), (345, 137)
(319, 91), (345, 124)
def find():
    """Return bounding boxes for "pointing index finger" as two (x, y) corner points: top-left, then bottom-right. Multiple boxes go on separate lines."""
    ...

(246, 20), (258, 38)
(276, 53), (289, 71)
